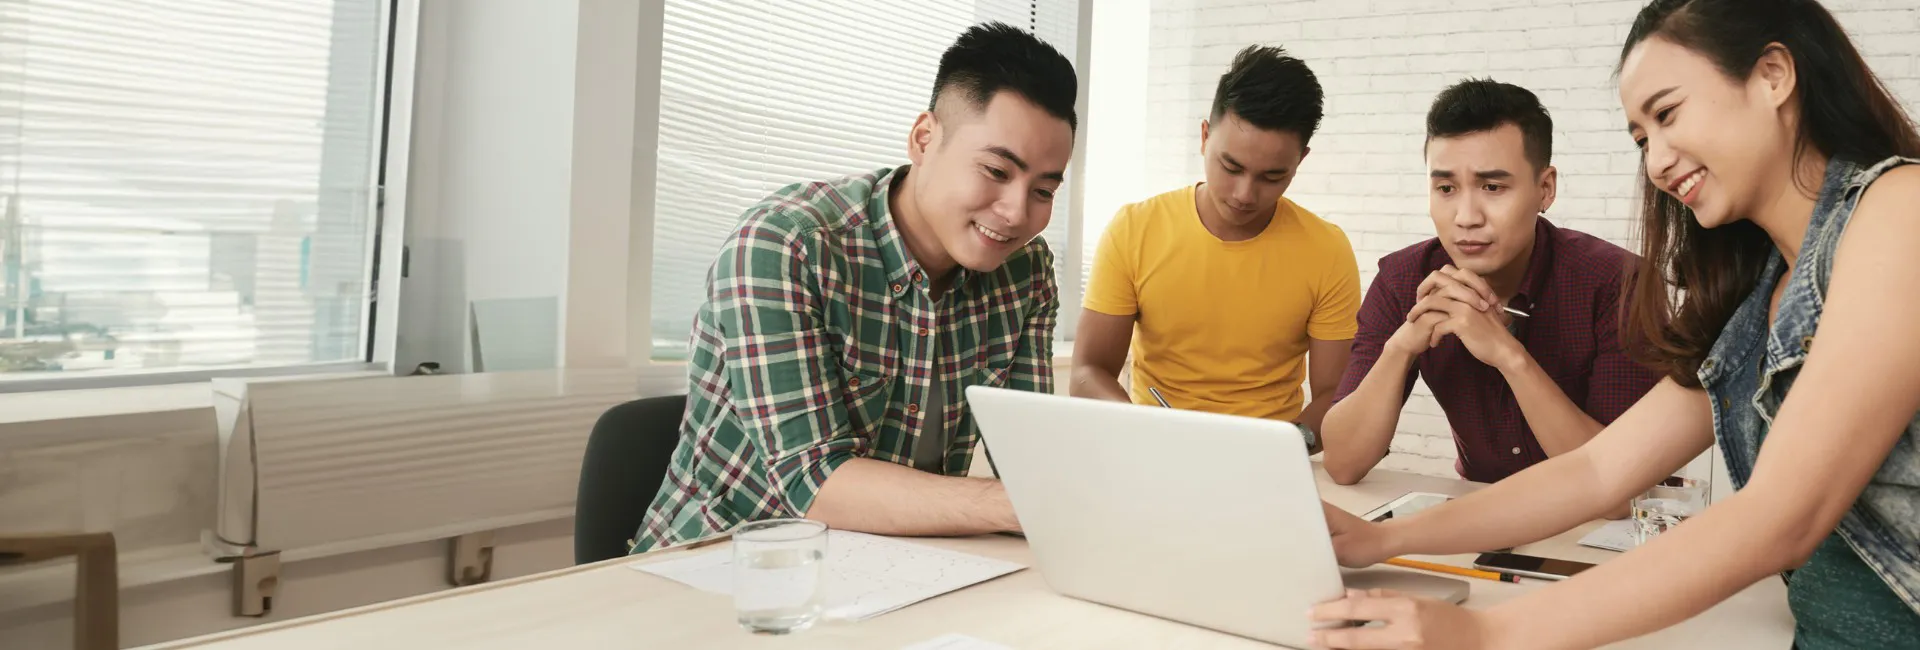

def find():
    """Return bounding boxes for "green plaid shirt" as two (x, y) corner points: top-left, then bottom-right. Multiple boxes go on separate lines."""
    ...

(632, 166), (1058, 553)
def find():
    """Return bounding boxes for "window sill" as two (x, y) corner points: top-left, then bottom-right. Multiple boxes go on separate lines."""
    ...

(0, 366), (391, 428)
(0, 383), (214, 427)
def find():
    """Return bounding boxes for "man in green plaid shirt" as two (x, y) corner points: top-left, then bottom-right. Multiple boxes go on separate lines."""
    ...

(631, 23), (1079, 554)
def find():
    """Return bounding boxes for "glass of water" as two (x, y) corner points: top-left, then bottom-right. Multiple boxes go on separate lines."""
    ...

(732, 519), (828, 634)
(1633, 476), (1709, 544)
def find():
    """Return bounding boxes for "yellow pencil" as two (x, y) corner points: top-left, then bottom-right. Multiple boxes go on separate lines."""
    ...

(1384, 557), (1523, 583)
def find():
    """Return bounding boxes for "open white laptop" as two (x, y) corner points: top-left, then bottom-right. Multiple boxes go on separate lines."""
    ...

(966, 386), (1468, 648)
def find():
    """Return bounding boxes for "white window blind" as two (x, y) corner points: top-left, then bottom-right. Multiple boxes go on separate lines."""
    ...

(0, 0), (385, 381)
(650, 0), (1081, 359)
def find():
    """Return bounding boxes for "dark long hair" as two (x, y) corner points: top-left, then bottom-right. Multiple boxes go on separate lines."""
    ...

(1617, 0), (1920, 387)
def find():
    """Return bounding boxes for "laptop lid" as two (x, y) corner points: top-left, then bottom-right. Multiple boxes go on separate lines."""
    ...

(967, 386), (1347, 646)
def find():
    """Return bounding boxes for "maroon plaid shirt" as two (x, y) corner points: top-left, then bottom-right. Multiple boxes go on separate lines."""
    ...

(1331, 218), (1661, 483)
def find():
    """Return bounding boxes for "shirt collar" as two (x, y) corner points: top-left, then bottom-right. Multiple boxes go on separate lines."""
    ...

(866, 165), (973, 301)
(1510, 217), (1558, 314)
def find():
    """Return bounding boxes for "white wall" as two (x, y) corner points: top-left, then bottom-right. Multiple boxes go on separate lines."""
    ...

(397, 0), (582, 374)
(1135, 0), (1920, 477)
(1082, 0), (1152, 291)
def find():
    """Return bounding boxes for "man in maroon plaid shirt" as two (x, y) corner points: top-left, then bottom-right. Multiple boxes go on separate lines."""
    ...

(1321, 79), (1662, 489)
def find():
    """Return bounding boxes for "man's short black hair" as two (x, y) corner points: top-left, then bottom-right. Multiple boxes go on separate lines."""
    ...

(930, 22), (1078, 131)
(1425, 78), (1554, 172)
(1209, 45), (1324, 145)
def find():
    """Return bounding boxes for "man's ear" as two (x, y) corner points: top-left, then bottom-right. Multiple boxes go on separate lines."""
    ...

(907, 111), (937, 164)
(1537, 165), (1559, 214)
(1198, 119), (1211, 158)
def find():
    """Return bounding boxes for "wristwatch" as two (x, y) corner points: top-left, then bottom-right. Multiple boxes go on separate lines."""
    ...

(1298, 422), (1319, 451)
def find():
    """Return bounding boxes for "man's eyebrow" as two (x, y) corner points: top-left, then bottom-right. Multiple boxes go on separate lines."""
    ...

(984, 146), (1028, 171)
(1220, 153), (1288, 175)
(986, 145), (1064, 181)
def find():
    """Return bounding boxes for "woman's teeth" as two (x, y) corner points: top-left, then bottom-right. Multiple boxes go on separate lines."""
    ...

(1677, 170), (1703, 197)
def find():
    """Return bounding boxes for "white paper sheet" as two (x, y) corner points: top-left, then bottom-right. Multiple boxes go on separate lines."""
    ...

(1577, 519), (1639, 552)
(632, 530), (1026, 621)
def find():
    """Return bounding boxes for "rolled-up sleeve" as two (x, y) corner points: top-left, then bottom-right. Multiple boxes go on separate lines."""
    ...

(714, 220), (866, 516)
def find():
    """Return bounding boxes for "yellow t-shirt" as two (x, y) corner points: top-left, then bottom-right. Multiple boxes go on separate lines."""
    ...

(1083, 185), (1362, 420)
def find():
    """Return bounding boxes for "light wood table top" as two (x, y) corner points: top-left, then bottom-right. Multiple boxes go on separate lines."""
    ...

(146, 467), (1792, 649)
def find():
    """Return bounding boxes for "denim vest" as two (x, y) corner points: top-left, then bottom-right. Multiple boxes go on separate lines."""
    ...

(1699, 155), (1920, 615)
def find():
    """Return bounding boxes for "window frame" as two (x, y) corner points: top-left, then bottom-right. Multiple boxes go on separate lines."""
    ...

(0, 0), (418, 393)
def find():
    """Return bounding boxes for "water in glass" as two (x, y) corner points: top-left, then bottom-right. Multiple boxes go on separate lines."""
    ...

(1633, 478), (1707, 545)
(732, 519), (827, 634)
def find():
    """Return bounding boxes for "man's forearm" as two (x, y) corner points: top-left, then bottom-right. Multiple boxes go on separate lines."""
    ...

(804, 458), (1019, 536)
(1320, 348), (1417, 485)
(1497, 350), (1605, 457)
(1069, 364), (1132, 403)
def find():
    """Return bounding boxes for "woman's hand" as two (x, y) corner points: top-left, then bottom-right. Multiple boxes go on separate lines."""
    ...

(1323, 502), (1396, 568)
(1308, 589), (1493, 650)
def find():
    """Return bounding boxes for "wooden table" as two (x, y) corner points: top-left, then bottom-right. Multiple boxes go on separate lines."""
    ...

(146, 468), (1793, 649)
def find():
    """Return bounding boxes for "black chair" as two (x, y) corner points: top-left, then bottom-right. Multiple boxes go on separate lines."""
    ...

(574, 394), (688, 564)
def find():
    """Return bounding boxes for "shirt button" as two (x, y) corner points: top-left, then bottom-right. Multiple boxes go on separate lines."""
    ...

(907, 404), (920, 414)
(848, 377), (861, 388)
(1511, 447), (1522, 455)
(891, 283), (903, 294)
(919, 327), (930, 336)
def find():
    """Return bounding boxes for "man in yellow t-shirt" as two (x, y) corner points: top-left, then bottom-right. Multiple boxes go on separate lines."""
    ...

(1073, 45), (1359, 446)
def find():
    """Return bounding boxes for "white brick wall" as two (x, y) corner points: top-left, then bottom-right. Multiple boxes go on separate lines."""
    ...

(1139, 0), (1920, 478)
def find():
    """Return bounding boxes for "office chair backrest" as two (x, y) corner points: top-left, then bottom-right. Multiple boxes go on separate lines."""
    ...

(574, 394), (687, 564)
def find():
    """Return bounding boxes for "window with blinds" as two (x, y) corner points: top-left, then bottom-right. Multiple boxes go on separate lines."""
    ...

(649, 0), (1081, 359)
(0, 0), (386, 380)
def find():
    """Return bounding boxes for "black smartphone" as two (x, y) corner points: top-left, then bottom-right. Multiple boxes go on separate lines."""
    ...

(1472, 552), (1596, 581)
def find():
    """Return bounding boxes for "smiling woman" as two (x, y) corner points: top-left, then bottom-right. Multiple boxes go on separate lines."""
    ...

(1307, 1), (1920, 649)
(1611, 3), (1920, 643)
(1619, 0), (1920, 385)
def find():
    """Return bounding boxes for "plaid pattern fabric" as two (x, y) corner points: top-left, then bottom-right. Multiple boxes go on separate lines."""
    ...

(631, 166), (1058, 553)
(1331, 218), (1661, 483)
